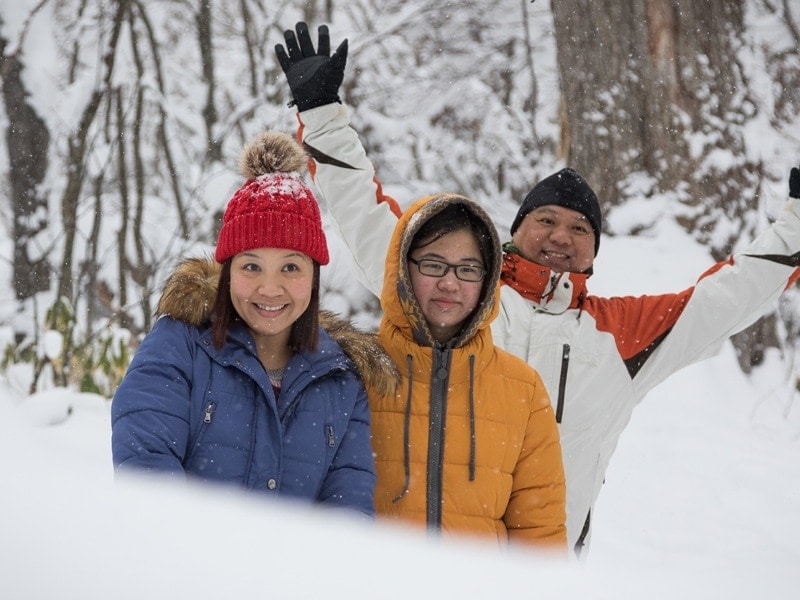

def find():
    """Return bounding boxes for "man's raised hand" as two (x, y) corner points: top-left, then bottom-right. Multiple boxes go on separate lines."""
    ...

(275, 22), (348, 111)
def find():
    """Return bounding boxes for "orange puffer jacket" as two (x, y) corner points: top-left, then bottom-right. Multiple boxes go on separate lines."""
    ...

(369, 194), (567, 551)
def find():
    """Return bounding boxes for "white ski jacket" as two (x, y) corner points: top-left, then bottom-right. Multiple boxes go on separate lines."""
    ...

(299, 102), (800, 555)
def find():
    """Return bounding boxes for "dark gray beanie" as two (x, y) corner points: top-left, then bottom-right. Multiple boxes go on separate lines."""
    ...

(510, 167), (602, 255)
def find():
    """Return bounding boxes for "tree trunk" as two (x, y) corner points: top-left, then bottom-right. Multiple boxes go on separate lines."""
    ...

(57, 0), (128, 305)
(551, 0), (752, 214)
(0, 35), (52, 301)
(197, 0), (222, 163)
(551, 0), (778, 371)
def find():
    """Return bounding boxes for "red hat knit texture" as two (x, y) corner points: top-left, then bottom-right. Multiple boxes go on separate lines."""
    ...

(214, 172), (329, 265)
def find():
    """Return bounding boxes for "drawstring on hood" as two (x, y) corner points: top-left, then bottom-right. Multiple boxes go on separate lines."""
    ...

(392, 353), (415, 503)
(468, 354), (476, 482)
(380, 194), (500, 507)
(389, 347), (481, 503)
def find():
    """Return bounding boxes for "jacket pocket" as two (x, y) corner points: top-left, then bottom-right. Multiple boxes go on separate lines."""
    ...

(184, 388), (257, 482)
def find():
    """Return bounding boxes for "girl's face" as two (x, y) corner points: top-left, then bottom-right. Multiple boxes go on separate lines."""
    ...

(408, 228), (485, 343)
(230, 247), (314, 347)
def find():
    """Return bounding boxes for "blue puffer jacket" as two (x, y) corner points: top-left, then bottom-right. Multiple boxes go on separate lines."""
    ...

(111, 312), (377, 517)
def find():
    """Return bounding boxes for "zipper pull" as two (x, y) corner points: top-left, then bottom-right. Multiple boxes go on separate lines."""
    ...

(327, 425), (335, 447)
(203, 403), (214, 424)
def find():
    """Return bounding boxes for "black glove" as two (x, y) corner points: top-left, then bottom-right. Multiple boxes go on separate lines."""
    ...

(790, 166), (800, 199)
(275, 22), (348, 112)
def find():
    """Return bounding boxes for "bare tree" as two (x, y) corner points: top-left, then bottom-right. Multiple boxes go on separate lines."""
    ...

(196, 0), (223, 163)
(56, 0), (128, 305)
(0, 19), (51, 301)
(550, 0), (791, 371)
(1, 0), (797, 392)
(551, 0), (755, 208)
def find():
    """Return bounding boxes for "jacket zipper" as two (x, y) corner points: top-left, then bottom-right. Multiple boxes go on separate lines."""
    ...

(327, 425), (335, 448)
(203, 402), (215, 424)
(426, 344), (452, 530)
(555, 344), (569, 424)
(188, 402), (215, 454)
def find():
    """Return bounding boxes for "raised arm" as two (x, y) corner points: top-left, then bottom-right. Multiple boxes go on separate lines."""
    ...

(276, 22), (402, 296)
(631, 165), (800, 394)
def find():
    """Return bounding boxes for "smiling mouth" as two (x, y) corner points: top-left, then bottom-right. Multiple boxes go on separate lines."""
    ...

(254, 302), (287, 312)
(542, 250), (570, 261)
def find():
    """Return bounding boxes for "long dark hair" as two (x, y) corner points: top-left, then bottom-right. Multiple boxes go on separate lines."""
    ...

(210, 259), (321, 352)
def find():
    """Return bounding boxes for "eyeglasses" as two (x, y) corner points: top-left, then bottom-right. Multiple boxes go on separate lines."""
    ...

(408, 258), (486, 282)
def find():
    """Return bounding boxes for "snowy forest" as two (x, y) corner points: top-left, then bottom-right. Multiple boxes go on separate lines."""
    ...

(1, 0), (800, 397)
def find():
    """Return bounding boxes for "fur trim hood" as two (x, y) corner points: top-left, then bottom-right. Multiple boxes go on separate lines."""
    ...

(155, 257), (399, 397)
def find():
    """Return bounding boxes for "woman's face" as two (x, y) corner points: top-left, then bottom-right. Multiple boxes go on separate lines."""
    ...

(408, 228), (485, 343)
(229, 247), (314, 347)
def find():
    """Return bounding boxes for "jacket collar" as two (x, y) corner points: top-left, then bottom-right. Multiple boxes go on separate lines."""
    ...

(155, 257), (400, 397)
(500, 244), (589, 314)
(200, 321), (350, 384)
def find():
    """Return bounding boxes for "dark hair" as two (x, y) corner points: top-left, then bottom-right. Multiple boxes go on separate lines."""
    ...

(210, 259), (321, 352)
(409, 203), (496, 298)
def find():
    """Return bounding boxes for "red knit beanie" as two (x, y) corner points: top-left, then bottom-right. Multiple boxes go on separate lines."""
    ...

(214, 131), (329, 265)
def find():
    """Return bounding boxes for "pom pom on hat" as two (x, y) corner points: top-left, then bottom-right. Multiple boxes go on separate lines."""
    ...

(214, 131), (329, 265)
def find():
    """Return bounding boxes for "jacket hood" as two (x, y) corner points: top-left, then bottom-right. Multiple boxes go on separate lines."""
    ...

(155, 256), (399, 397)
(381, 194), (502, 348)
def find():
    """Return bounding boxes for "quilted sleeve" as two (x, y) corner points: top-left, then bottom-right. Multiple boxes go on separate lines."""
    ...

(110, 318), (195, 478)
(299, 103), (401, 297)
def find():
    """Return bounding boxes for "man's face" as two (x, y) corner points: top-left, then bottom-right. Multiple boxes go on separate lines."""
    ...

(511, 205), (596, 273)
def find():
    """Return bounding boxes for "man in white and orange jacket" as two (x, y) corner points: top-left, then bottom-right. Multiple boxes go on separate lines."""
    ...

(276, 22), (800, 557)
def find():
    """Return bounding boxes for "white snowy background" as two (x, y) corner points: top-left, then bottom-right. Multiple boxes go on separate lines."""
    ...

(1, 1), (800, 598)
(2, 212), (800, 599)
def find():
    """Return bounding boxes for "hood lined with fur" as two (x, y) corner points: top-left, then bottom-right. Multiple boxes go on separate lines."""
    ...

(155, 257), (399, 397)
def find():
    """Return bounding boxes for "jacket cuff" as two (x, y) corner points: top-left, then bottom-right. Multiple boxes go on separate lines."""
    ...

(298, 102), (350, 137)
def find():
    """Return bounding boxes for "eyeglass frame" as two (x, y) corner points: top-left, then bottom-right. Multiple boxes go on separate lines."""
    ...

(408, 257), (486, 282)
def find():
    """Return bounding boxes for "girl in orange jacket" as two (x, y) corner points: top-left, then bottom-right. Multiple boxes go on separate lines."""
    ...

(366, 193), (567, 551)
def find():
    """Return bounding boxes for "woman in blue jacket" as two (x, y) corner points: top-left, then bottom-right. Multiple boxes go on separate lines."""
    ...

(111, 131), (394, 517)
